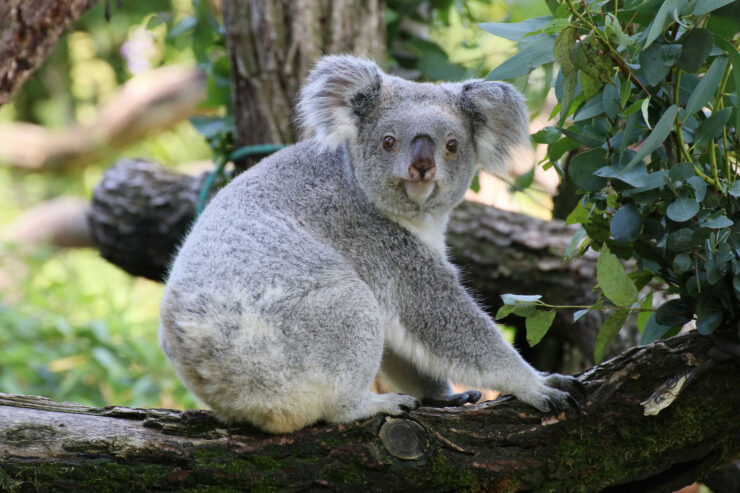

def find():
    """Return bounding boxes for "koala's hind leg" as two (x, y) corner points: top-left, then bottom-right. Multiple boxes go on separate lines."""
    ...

(324, 390), (420, 425)
(380, 347), (481, 407)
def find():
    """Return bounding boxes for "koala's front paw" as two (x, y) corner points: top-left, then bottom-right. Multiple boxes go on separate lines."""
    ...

(517, 373), (585, 414)
(380, 393), (421, 414)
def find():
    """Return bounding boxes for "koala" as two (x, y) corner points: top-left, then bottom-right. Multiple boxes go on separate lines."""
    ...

(159, 55), (582, 434)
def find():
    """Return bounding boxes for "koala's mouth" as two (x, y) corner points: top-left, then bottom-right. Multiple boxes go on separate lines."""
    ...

(403, 180), (436, 204)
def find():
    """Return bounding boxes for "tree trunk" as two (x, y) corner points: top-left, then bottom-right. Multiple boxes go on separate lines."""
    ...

(1, 331), (737, 492)
(221, 0), (385, 168)
(0, 0), (98, 106)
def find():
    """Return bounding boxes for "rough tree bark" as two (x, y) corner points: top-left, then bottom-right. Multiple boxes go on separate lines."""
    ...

(221, 0), (385, 168)
(1, 331), (738, 492)
(0, 0), (99, 106)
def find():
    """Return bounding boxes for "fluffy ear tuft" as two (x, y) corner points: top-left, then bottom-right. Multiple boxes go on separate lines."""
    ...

(459, 81), (529, 173)
(296, 55), (383, 149)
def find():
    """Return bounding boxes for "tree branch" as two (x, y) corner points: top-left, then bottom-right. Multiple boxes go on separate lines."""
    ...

(0, 0), (99, 106)
(1, 331), (737, 491)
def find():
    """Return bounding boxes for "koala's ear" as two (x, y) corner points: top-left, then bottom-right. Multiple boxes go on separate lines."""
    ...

(297, 55), (383, 149)
(459, 81), (529, 173)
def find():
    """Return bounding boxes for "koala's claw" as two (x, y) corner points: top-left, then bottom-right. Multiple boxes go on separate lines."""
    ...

(422, 390), (482, 408)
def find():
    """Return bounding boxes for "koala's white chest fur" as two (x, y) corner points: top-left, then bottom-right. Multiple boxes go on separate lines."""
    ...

(386, 211), (450, 258)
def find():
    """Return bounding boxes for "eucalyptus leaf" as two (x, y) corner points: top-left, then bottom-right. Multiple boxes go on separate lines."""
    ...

(597, 245), (639, 307)
(479, 17), (552, 41)
(525, 310), (557, 347)
(531, 126), (561, 144)
(692, 0), (735, 15)
(569, 148), (608, 191)
(501, 294), (542, 305)
(729, 181), (740, 198)
(571, 34), (613, 84)
(496, 304), (517, 320)
(678, 29), (714, 73)
(667, 197), (700, 222)
(694, 108), (732, 147)
(640, 313), (674, 344)
(644, 0), (688, 49)
(672, 253), (693, 274)
(699, 212), (733, 229)
(687, 176), (708, 202)
(626, 105), (679, 170)
(655, 299), (693, 327)
(485, 36), (556, 80)
(639, 43), (682, 86)
(594, 310), (629, 364)
(554, 27), (578, 75)
(611, 204), (642, 243)
(683, 56), (729, 120)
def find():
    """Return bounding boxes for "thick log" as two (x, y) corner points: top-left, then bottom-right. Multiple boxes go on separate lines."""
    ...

(0, 331), (737, 492)
(0, 0), (98, 106)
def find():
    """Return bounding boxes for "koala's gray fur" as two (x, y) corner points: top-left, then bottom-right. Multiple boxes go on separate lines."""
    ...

(160, 55), (580, 433)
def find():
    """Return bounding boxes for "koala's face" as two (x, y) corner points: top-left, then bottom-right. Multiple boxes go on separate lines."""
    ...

(352, 91), (477, 217)
(297, 56), (529, 219)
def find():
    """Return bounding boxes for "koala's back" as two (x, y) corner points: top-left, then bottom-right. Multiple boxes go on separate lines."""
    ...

(160, 140), (390, 431)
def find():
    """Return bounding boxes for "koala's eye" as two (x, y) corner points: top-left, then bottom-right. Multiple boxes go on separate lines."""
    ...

(446, 139), (458, 153)
(382, 135), (397, 151)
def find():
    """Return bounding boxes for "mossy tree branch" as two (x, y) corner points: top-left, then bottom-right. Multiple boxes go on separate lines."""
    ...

(1, 331), (738, 492)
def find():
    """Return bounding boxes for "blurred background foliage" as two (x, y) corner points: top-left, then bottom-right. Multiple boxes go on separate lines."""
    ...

(0, 0), (550, 410)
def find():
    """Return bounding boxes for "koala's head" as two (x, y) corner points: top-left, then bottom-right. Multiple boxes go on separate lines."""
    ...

(297, 55), (528, 219)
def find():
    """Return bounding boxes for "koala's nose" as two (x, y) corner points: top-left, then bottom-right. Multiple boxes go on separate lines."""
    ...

(408, 135), (436, 182)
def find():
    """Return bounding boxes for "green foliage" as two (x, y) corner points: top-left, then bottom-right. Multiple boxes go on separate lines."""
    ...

(484, 0), (739, 358)
(0, 246), (198, 409)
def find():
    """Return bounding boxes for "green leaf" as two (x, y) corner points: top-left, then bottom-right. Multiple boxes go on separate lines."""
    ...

(619, 77), (631, 108)
(672, 253), (693, 274)
(513, 168), (535, 191)
(604, 13), (634, 47)
(611, 204), (642, 243)
(692, 0), (735, 15)
(626, 105), (680, 170)
(667, 197), (700, 222)
(486, 36), (556, 81)
(569, 148), (608, 191)
(699, 211), (733, 228)
(496, 304), (517, 320)
(683, 56), (729, 120)
(501, 294), (542, 305)
(640, 44), (682, 86)
(597, 245), (639, 307)
(687, 176), (707, 202)
(640, 313), (674, 344)
(694, 108), (732, 147)
(571, 34), (614, 84)
(525, 310), (557, 347)
(559, 71), (579, 124)
(573, 308), (589, 322)
(554, 27), (578, 75)
(470, 173), (480, 193)
(655, 299), (693, 326)
(641, 97), (652, 128)
(637, 293), (653, 332)
(547, 136), (579, 161)
(479, 17), (552, 41)
(644, 0), (688, 49)
(728, 181), (740, 198)
(594, 310), (629, 364)
(678, 29), (714, 73)
(697, 311), (723, 334)
(602, 83), (620, 119)
(532, 126), (561, 144)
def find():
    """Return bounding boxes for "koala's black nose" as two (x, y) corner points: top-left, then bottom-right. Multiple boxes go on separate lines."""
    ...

(409, 135), (436, 182)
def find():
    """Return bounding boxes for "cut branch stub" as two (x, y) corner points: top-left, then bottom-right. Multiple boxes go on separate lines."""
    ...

(379, 418), (428, 460)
